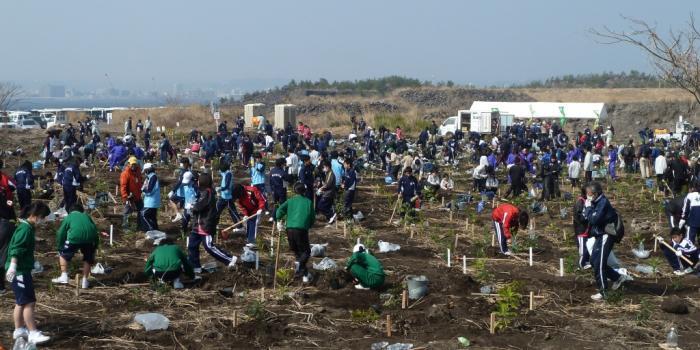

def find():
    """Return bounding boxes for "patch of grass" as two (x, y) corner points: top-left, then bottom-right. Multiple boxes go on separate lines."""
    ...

(350, 308), (380, 323)
(374, 114), (430, 134)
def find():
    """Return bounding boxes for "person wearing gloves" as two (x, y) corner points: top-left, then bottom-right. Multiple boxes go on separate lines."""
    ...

(14, 160), (34, 210)
(658, 228), (699, 276)
(141, 163), (160, 231)
(346, 242), (385, 290)
(341, 158), (357, 219)
(216, 161), (241, 225)
(680, 181), (700, 245)
(187, 173), (237, 273)
(276, 183), (315, 282)
(231, 184), (267, 244)
(269, 158), (292, 217)
(573, 187), (591, 269)
(5, 202), (51, 344)
(168, 158), (191, 223)
(120, 156), (144, 229)
(583, 181), (631, 301)
(51, 203), (98, 289)
(316, 160), (337, 224)
(398, 167), (420, 217)
(664, 197), (685, 230)
(145, 238), (194, 289)
(491, 203), (529, 256)
(62, 156), (83, 212)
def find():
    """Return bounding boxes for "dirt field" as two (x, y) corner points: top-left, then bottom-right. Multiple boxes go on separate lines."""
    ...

(1, 128), (699, 349)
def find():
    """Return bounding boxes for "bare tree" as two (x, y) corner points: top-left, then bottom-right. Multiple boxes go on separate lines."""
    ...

(591, 15), (700, 103)
(0, 82), (22, 111)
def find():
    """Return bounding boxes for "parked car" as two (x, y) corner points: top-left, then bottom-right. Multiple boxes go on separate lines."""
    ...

(15, 119), (41, 129)
(0, 116), (16, 129)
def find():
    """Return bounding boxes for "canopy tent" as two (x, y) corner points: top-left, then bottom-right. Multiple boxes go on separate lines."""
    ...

(468, 101), (607, 120)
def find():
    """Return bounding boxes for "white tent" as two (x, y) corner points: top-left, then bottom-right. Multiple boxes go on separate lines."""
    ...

(468, 101), (607, 120)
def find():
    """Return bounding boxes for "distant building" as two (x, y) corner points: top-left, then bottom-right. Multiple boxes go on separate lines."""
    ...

(44, 85), (66, 98)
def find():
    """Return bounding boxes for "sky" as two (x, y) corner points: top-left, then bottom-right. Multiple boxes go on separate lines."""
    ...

(0, 0), (696, 91)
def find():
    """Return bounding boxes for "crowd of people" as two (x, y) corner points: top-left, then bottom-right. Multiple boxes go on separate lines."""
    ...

(3, 112), (700, 344)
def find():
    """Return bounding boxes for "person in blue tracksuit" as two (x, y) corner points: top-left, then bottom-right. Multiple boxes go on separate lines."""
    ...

(398, 167), (420, 217)
(141, 163), (160, 231)
(330, 152), (344, 187)
(158, 134), (171, 164)
(583, 181), (631, 301)
(299, 155), (315, 200)
(14, 161), (34, 210)
(216, 161), (240, 223)
(341, 158), (357, 218)
(250, 152), (268, 213)
(269, 158), (291, 217)
(659, 228), (699, 275)
(62, 158), (82, 212)
(680, 181), (700, 246)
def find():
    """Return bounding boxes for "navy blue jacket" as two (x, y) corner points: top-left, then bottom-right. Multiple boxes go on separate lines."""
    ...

(269, 167), (290, 195)
(62, 163), (82, 189)
(342, 168), (357, 191)
(398, 175), (420, 200)
(14, 167), (34, 190)
(583, 194), (616, 237)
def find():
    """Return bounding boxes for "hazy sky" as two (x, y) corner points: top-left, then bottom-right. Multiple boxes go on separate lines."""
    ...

(1, 1), (695, 90)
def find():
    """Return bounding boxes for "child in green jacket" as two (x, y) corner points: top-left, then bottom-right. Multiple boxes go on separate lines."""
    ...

(5, 202), (51, 344)
(51, 203), (99, 289)
(276, 183), (315, 283)
(145, 239), (194, 289)
(346, 243), (385, 290)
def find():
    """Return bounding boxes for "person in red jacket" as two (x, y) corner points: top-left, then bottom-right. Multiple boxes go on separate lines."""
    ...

(492, 203), (529, 255)
(231, 184), (266, 244)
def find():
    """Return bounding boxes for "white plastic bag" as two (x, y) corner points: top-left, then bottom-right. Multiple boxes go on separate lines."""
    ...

(312, 257), (337, 271)
(241, 246), (257, 263)
(378, 240), (401, 253)
(310, 243), (328, 257)
(134, 313), (170, 331)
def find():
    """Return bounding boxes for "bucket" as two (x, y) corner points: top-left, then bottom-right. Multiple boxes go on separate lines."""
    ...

(645, 179), (655, 189)
(405, 275), (429, 300)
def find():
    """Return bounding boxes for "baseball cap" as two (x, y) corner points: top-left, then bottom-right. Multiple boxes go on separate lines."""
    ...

(127, 157), (138, 165)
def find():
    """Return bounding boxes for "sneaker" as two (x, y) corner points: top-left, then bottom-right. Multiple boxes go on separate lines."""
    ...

(268, 217), (274, 222)
(51, 275), (69, 284)
(173, 278), (184, 289)
(265, 211), (270, 216)
(582, 264), (592, 270)
(503, 251), (512, 256)
(28, 330), (50, 345)
(171, 213), (183, 223)
(81, 278), (89, 289)
(612, 274), (632, 290)
(193, 267), (202, 274)
(228, 256), (238, 268)
(673, 270), (686, 276)
(328, 213), (337, 224)
(232, 228), (244, 233)
(302, 272), (312, 283)
(355, 284), (370, 290)
(684, 267), (694, 274)
(13, 327), (28, 340)
(590, 293), (604, 301)
(245, 243), (258, 251)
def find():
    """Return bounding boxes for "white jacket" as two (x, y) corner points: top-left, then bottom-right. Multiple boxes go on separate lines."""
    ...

(583, 152), (593, 171)
(568, 160), (581, 179)
(655, 156), (667, 175)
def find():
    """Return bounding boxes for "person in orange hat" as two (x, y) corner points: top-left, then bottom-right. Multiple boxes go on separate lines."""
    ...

(120, 157), (144, 229)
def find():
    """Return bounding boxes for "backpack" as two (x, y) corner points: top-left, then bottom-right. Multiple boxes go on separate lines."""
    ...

(604, 209), (625, 243)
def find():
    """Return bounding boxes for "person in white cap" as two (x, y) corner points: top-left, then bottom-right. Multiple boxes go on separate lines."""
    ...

(345, 242), (385, 290)
(141, 163), (160, 231)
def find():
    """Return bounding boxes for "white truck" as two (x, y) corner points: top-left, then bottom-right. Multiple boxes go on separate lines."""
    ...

(654, 115), (694, 143)
(439, 109), (514, 136)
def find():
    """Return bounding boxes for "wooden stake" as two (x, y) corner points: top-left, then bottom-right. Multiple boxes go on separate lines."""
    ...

(109, 225), (113, 246)
(489, 312), (496, 334)
(528, 247), (533, 267)
(454, 234), (459, 251)
(653, 238), (658, 252)
(529, 291), (534, 310)
(233, 310), (238, 327)
(491, 233), (495, 247)
(75, 274), (81, 296)
(462, 255), (467, 275)
(465, 217), (469, 231)
(401, 290), (408, 309)
(447, 249), (451, 267)
(386, 315), (392, 337)
(273, 224), (282, 290)
(559, 258), (564, 277)
(449, 210), (453, 222)
(115, 185), (118, 197)
(343, 221), (347, 238)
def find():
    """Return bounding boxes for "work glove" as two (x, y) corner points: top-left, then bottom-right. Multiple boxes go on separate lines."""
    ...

(6, 200), (12, 207)
(679, 220), (686, 228)
(316, 189), (322, 196)
(276, 221), (284, 232)
(5, 262), (16, 282)
(168, 191), (174, 199)
(242, 216), (249, 222)
(127, 193), (134, 199)
(584, 199), (592, 208)
(256, 209), (263, 216)
(676, 250), (683, 257)
(656, 236), (664, 242)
